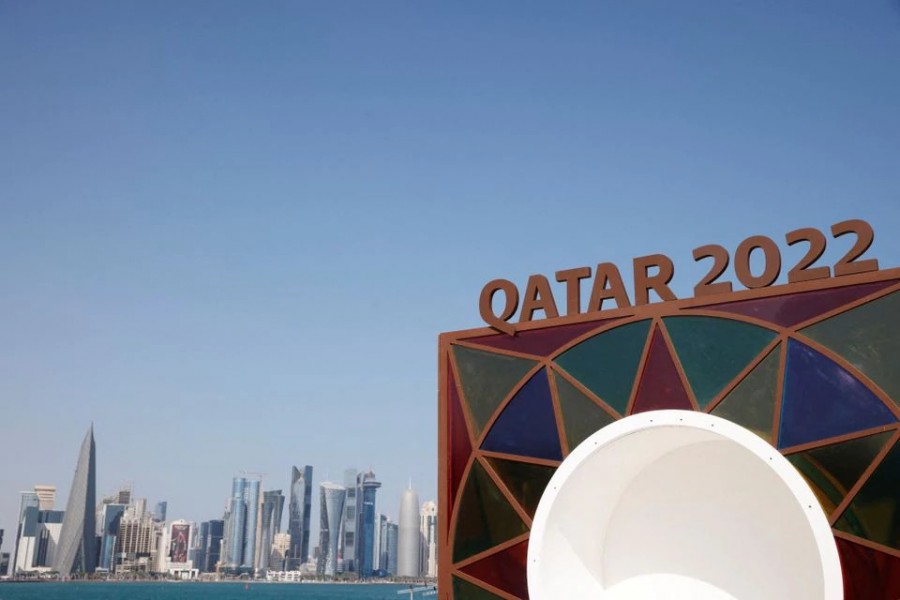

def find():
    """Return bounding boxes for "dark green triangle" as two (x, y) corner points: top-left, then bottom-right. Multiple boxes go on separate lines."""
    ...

(711, 345), (780, 440)
(453, 460), (529, 563)
(554, 320), (651, 415)
(788, 431), (894, 516)
(834, 439), (900, 550)
(664, 316), (777, 410)
(802, 291), (900, 410)
(554, 371), (615, 451)
(486, 457), (557, 518)
(453, 576), (505, 599)
(452, 345), (537, 438)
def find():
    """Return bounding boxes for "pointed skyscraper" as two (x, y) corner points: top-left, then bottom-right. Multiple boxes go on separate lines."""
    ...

(54, 426), (97, 576)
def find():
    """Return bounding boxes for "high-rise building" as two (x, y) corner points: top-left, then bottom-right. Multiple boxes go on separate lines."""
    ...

(256, 490), (285, 573)
(372, 514), (385, 573)
(270, 532), (290, 571)
(193, 521), (209, 574)
(98, 503), (126, 571)
(340, 468), (358, 573)
(54, 425), (97, 575)
(33, 485), (56, 510)
(383, 519), (398, 576)
(203, 520), (224, 572)
(355, 470), (381, 577)
(11, 492), (39, 575)
(153, 501), (167, 523)
(419, 501), (437, 578)
(397, 486), (420, 577)
(12, 506), (65, 572)
(222, 477), (261, 574)
(317, 482), (346, 576)
(287, 466), (312, 569)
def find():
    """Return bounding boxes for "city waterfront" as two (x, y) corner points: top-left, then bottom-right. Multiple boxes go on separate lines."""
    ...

(0, 582), (421, 600)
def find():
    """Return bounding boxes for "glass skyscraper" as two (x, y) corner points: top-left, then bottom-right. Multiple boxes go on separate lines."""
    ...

(256, 489), (285, 572)
(317, 483), (346, 577)
(98, 503), (126, 571)
(355, 470), (381, 577)
(223, 477), (261, 574)
(287, 465), (312, 569)
(204, 519), (224, 572)
(340, 468), (358, 573)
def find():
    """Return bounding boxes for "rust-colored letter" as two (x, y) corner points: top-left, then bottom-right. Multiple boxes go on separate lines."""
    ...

(587, 262), (632, 312)
(479, 279), (519, 335)
(555, 267), (591, 316)
(519, 274), (560, 323)
(633, 254), (677, 305)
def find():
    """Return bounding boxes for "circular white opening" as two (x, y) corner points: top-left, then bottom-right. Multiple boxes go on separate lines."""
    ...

(527, 410), (842, 600)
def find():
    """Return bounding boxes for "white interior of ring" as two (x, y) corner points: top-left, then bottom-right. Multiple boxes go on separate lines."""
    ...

(527, 410), (843, 600)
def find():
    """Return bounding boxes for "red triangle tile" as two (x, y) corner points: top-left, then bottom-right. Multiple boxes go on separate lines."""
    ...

(836, 537), (900, 600)
(631, 327), (693, 414)
(448, 362), (472, 534)
(466, 318), (620, 357)
(701, 280), (898, 328)
(459, 540), (529, 598)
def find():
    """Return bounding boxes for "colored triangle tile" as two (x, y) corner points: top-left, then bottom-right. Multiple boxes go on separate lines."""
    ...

(835, 536), (900, 600)
(554, 319), (652, 415)
(453, 576), (505, 600)
(448, 363), (473, 533)
(663, 316), (777, 410)
(466, 318), (620, 357)
(481, 369), (562, 461)
(802, 290), (900, 411)
(452, 345), (538, 438)
(553, 370), (616, 450)
(453, 460), (529, 563)
(702, 279), (898, 328)
(834, 438), (900, 551)
(631, 327), (694, 414)
(787, 430), (893, 517)
(459, 540), (529, 599)
(486, 457), (556, 518)
(711, 345), (780, 440)
(778, 340), (896, 448)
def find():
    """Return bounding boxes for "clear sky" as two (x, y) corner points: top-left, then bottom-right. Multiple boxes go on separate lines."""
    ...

(1, 0), (899, 544)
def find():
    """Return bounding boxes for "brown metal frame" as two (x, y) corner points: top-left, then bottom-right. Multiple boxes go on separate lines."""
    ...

(438, 268), (900, 599)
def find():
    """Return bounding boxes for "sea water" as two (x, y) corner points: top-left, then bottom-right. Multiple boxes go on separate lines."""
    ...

(0, 582), (426, 600)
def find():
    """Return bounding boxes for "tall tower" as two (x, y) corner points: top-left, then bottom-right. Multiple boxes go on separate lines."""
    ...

(317, 482), (346, 576)
(287, 465), (313, 569)
(419, 500), (437, 578)
(53, 425), (97, 575)
(397, 485), (420, 577)
(355, 470), (381, 577)
(241, 479), (260, 572)
(256, 489), (285, 573)
(340, 468), (358, 572)
(223, 478), (247, 570)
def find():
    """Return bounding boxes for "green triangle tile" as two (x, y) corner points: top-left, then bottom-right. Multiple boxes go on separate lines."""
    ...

(554, 371), (616, 450)
(787, 431), (894, 517)
(486, 457), (557, 518)
(802, 291), (900, 410)
(554, 320), (651, 415)
(834, 438), (900, 550)
(453, 460), (529, 563)
(452, 345), (538, 438)
(453, 576), (505, 599)
(664, 316), (777, 410)
(711, 345), (780, 440)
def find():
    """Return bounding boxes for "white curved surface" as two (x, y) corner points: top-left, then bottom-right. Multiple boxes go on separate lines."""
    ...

(527, 410), (842, 600)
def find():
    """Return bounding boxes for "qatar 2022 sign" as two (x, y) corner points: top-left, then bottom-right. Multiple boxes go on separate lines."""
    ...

(438, 219), (899, 599)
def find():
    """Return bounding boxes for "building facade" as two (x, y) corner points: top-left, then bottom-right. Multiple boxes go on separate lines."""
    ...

(355, 470), (381, 577)
(257, 489), (285, 573)
(317, 482), (346, 576)
(419, 500), (437, 578)
(339, 468), (358, 573)
(397, 487), (420, 577)
(287, 465), (312, 570)
(53, 426), (97, 575)
(98, 503), (126, 571)
(222, 477), (261, 574)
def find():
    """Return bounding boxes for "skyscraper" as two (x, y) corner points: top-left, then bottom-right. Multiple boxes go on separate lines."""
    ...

(355, 470), (381, 577)
(397, 486), (420, 577)
(317, 482), (346, 577)
(287, 465), (312, 569)
(340, 468), (358, 572)
(153, 501), (167, 522)
(256, 489), (285, 573)
(11, 491), (39, 575)
(419, 500), (437, 578)
(54, 425), (97, 575)
(98, 503), (126, 571)
(203, 520), (224, 572)
(222, 477), (261, 574)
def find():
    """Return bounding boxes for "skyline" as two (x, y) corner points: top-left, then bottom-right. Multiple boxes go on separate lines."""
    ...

(2, 0), (900, 544)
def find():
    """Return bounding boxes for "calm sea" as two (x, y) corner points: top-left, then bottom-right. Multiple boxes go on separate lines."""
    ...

(0, 582), (427, 600)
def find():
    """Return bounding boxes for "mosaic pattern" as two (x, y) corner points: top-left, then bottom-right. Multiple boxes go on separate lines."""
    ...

(443, 279), (900, 599)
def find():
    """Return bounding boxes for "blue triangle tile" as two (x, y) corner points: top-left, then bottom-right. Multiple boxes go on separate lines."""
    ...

(778, 340), (897, 448)
(481, 369), (562, 460)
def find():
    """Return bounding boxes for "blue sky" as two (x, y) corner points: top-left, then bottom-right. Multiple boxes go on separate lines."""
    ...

(1, 0), (899, 543)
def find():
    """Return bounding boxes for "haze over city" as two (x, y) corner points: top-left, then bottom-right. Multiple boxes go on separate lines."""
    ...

(2, 0), (899, 582)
